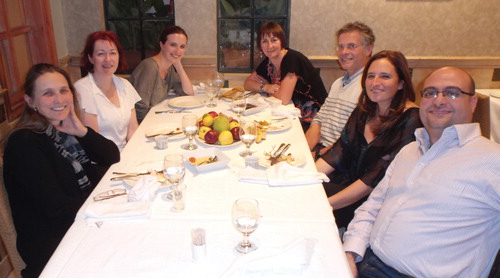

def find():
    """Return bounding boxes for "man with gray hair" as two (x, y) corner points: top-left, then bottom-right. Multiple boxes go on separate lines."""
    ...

(306, 21), (375, 160)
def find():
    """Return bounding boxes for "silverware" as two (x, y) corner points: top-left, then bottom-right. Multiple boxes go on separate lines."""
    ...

(110, 170), (158, 181)
(146, 131), (183, 138)
(93, 189), (127, 201)
(270, 143), (291, 166)
(155, 109), (190, 114)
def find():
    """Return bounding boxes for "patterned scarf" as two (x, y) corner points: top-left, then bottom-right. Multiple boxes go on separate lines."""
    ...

(45, 125), (91, 191)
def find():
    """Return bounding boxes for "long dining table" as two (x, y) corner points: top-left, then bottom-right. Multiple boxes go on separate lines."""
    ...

(40, 94), (352, 278)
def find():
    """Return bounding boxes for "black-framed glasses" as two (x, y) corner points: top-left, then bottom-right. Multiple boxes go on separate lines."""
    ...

(421, 87), (475, 100)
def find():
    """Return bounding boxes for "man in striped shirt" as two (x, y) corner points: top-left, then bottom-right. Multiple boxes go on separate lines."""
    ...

(306, 22), (375, 160)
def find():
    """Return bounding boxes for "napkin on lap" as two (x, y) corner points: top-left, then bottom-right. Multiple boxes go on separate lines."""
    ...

(238, 163), (329, 186)
(220, 238), (317, 277)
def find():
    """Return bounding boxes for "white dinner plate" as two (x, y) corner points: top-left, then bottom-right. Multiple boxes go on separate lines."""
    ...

(145, 125), (186, 141)
(195, 135), (242, 148)
(168, 96), (205, 109)
(263, 119), (292, 133)
(258, 152), (306, 168)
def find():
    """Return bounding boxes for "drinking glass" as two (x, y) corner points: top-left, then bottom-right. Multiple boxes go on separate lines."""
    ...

(205, 79), (217, 107)
(232, 198), (260, 254)
(231, 97), (246, 119)
(181, 114), (199, 150)
(239, 120), (257, 157)
(163, 154), (186, 200)
(214, 72), (225, 95)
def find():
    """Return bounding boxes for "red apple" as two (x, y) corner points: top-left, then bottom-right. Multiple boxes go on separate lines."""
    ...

(208, 111), (218, 118)
(198, 120), (205, 127)
(229, 118), (238, 123)
(204, 130), (219, 144)
(230, 127), (240, 141)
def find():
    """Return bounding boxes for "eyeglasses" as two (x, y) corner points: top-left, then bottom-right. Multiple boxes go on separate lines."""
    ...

(336, 43), (359, 51)
(421, 87), (474, 100)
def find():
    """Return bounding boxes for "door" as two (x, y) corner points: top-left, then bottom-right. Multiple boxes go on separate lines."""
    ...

(0, 0), (57, 122)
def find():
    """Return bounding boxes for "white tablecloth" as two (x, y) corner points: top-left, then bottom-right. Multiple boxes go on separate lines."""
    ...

(41, 95), (352, 277)
(476, 89), (500, 144)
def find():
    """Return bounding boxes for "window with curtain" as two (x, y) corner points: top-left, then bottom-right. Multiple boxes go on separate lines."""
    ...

(217, 0), (290, 73)
(103, 0), (175, 73)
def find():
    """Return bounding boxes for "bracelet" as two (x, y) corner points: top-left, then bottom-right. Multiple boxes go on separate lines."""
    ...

(259, 83), (265, 93)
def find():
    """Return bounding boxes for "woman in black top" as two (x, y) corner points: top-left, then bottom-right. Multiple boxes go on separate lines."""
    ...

(315, 51), (423, 228)
(3, 63), (120, 277)
(244, 21), (327, 131)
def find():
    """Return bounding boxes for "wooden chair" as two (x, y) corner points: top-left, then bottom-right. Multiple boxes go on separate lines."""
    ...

(0, 164), (24, 277)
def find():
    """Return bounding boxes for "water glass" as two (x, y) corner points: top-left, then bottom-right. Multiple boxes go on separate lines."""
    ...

(181, 114), (199, 150)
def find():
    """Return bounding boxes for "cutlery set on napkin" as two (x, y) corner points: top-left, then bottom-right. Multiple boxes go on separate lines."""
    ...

(84, 175), (161, 225)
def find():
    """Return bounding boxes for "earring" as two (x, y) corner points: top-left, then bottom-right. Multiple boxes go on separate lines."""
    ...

(33, 106), (38, 112)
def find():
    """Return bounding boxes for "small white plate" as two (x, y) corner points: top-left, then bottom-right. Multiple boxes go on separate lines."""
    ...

(168, 96), (205, 109)
(145, 126), (185, 141)
(258, 153), (306, 168)
(183, 148), (230, 173)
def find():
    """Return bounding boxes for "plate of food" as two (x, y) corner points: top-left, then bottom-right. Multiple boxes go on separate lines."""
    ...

(168, 96), (205, 109)
(258, 150), (305, 168)
(183, 148), (230, 173)
(195, 135), (242, 148)
(145, 125), (185, 140)
(255, 118), (292, 133)
(218, 87), (245, 100)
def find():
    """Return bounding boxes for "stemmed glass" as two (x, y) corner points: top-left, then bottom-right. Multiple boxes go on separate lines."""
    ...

(239, 120), (257, 157)
(163, 154), (186, 200)
(205, 80), (217, 107)
(231, 97), (246, 119)
(232, 198), (261, 254)
(214, 72), (225, 96)
(181, 114), (199, 150)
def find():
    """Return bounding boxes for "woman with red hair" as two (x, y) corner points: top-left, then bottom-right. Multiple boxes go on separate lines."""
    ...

(75, 31), (141, 151)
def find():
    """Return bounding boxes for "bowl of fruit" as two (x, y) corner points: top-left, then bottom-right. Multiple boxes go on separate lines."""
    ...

(195, 111), (243, 147)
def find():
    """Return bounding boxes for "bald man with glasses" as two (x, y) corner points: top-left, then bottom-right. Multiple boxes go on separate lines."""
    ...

(342, 67), (500, 278)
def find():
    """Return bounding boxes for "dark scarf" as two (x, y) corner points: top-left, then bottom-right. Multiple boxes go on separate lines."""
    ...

(45, 125), (91, 191)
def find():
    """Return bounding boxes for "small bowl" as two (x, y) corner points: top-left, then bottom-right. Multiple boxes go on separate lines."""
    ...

(183, 148), (230, 173)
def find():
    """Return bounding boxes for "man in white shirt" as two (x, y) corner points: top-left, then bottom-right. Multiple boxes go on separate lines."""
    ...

(305, 22), (374, 160)
(343, 67), (500, 278)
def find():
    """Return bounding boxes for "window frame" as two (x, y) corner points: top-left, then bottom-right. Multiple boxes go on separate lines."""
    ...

(217, 0), (291, 73)
(103, 0), (175, 73)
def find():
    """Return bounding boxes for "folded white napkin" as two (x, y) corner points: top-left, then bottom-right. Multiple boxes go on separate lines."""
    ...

(84, 176), (159, 224)
(220, 238), (317, 277)
(128, 175), (160, 202)
(271, 105), (301, 119)
(239, 163), (329, 186)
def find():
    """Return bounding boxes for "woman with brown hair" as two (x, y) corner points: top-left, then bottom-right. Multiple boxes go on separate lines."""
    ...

(315, 50), (423, 229)
(244, 21), (327, 131)
(3, 63), (119, 277)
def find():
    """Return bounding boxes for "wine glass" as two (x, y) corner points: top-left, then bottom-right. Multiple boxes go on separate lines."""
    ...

(181, 114), (199, 150)
(239, 120), (257, 157)
(232, 198), (261, 254)
(214, 72), (225, 96)
(205, 79), (217, 107)
(163, 154), (186, 200)
(231, 97), (246, 119)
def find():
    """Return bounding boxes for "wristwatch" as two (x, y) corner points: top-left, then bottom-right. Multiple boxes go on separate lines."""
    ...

(259, 83), (265, 93)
